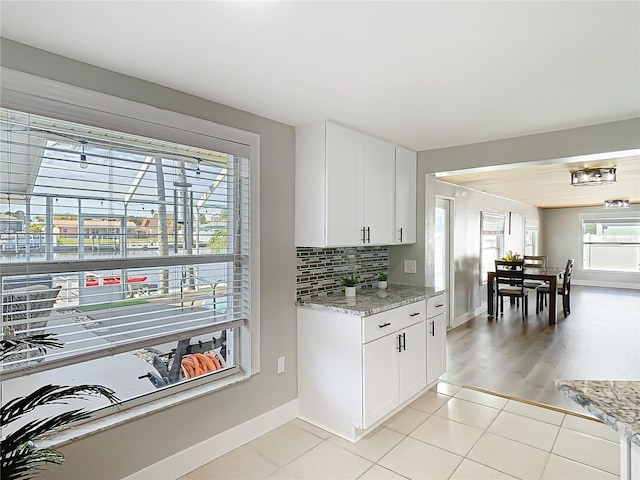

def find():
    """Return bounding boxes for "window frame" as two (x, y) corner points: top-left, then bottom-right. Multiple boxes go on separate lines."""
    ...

(0, 68), (261, 421)
(579, 212), (640, 274)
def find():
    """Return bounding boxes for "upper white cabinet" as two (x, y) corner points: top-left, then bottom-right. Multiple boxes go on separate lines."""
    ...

(394, 146), (417, 244)
(361, 132), (396, 245)
(296, 121), (396, 247)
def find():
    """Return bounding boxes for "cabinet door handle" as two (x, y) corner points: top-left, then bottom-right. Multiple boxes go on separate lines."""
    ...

(397, 334), (402, 352)
(430, 320), (435, 336)
(399, 227), (403, 242)
(409, 312), (421, 317)
(361, 227), (366, 244)
(366, 227), (371, 243)
(402, 332), (406, 351)
(378, 322), (391, 328)
(435, 304), (444, 308)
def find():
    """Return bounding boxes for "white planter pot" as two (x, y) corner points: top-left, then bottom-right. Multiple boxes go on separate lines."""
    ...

(377, 280), (388, 290)
(345, 286), (356, 297)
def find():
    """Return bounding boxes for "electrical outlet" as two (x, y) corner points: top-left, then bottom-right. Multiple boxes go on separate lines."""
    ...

(277, 356), (285, 375)
(404, 260), (417, 274)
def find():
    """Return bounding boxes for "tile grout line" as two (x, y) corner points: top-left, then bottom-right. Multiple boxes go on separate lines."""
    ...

(423, 385), (593, 480)
(194, 381), (620, 480)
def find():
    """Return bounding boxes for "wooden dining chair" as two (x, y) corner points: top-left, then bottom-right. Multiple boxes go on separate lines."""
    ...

(523, 254), (548, 302)
(523, 255), (548, 269)
(494, 260), (529, 321)
(536, 258), (575, 317)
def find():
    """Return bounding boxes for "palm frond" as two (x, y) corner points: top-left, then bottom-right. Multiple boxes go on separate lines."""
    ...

(1, 390), (118, 480)
(1, 384), (118, 425)
(207, 228), (228, 253)
(1, 442), (64, 480)
(2, 409), (89, 451)
(0, 333), (62, 361)
(1, 335), (119, 479)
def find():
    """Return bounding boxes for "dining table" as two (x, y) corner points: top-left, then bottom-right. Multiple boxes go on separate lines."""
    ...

(487, 266), (566, 325)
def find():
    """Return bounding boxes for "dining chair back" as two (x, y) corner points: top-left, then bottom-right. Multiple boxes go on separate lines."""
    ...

(523, 255), (548, 268)
(536, 258), (575, 317)
(494, 260), (529, 321)
(523, 255), (549, 297)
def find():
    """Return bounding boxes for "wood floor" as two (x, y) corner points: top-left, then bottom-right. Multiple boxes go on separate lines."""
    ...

(442, 285), (640, 414)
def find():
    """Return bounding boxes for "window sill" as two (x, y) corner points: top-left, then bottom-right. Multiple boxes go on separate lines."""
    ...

(37, 372), (251, 449)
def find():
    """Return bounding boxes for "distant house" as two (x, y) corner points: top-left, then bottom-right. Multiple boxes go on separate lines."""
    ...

(52, 219), (138, 237)
(140, 213), (175, 236)
(0, 214), (23, 233)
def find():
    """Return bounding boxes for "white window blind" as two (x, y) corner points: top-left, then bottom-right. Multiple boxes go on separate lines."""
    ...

(0, 108), (251, 393)
(480, 212), (506, 285)
(481, 212), (505, 235)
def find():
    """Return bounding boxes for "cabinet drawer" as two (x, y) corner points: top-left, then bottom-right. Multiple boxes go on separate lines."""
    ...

(363, 300), (426, 344)
(427, 294), (446, 318)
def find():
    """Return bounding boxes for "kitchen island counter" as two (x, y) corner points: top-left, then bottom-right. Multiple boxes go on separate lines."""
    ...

(557, 379), (640, 479)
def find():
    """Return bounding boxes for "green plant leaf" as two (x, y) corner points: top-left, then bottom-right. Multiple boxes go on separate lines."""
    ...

(1, 384), (119, 425)
(0, 334), (62, 362)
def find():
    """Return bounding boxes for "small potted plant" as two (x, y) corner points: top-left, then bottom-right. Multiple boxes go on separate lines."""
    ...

(341, 275), (359, 297)
(377, 273), (388, 290)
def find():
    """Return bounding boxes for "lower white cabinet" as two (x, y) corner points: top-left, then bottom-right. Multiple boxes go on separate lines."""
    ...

(397, 321), (428, 406)
(363, 320), (426, 428)
(362, 330), (398, 426)
(298, 300), (427, 441)
(426, 293), (447, 385)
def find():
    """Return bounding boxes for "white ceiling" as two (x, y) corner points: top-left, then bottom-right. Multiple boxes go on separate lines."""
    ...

(1, 1), (639, 208)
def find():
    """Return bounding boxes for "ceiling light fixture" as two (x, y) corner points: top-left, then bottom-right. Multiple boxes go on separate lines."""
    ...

(604, 199), (630, 209)
(570, 167), (616, 186)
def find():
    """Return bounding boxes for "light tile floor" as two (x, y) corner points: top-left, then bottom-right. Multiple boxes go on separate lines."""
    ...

(180, 381), (620, 480)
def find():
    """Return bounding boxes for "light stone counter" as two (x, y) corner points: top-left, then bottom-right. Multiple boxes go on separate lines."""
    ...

(556, 380), (640, 446)
(556, 380), (640, 479)
(296, 284), (439, 316)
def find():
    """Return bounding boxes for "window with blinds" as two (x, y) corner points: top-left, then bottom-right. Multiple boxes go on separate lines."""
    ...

(0, 107), (252, 410)
(480, 212), (506, 285)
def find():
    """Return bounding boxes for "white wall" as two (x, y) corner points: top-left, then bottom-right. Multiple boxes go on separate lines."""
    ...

(420, 118), (640, 174)
(435, 182), (541, 327)
(394, 118), (640, 306)
(543, 204), (640, 289)
(0, 38), (297, 479)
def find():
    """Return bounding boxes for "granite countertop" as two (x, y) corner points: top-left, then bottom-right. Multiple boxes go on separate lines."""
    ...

(296, 284), (440, 316)
(556, 380), (640, 446)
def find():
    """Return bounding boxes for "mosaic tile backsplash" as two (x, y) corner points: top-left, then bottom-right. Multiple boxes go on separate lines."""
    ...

(296, 246), (389, 300)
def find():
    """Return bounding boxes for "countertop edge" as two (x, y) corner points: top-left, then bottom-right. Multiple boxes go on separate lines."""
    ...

(556, 382), (640, 447)
(296, 293), (430, 316)
(296, 286), (442, 316)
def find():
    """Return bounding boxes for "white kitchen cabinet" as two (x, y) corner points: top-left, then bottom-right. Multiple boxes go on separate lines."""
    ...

(426, 293), (447, 385)
(298, 300), (427, 441)
(394, 146), (417, 244)
(296, 121), (395, 247)
(363, 320), (426, 429)
(361, 133), (395, 245)
(397, 320), (427, 403)
(362, 330), (398, 426)
(325, 121), (363, 246)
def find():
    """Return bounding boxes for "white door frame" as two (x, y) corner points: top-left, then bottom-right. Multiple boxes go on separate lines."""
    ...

(435, 195), (455, 328)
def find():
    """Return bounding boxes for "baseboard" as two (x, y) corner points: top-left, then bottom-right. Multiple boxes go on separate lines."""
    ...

(449, 304), (487, 329)
(572, 279), (640, 290)
(123, 399), (298, 480)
